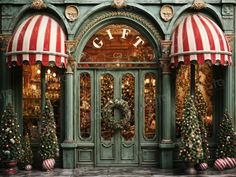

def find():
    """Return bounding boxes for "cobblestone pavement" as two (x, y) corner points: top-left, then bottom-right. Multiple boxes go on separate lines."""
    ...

(2, 167), (236, 177)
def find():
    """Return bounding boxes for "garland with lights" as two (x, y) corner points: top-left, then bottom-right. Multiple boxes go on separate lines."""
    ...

(101, 99), (131, 131)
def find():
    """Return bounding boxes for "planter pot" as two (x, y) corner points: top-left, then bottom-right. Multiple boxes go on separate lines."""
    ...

(185, 162), (196, 175)
(2, 160), (17, 175)
(42, 158), (55, 171)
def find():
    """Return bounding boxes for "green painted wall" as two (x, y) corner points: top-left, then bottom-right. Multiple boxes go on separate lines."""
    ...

(0, 0), (235, 169)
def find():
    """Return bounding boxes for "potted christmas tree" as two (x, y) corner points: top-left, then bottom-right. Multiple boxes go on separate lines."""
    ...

(39, 100), (59, 171)
(215, 112), (236, 170)
(179, 95), (204, 174)
(0, 103), (22, 175)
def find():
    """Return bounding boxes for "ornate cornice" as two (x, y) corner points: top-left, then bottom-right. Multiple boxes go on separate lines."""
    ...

(73, 11), (161, 54)
(31, 0), (47, 10)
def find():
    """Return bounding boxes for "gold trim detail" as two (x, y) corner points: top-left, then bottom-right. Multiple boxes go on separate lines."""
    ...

(31, 0), (47, 10)
(191, 0), (206, 10)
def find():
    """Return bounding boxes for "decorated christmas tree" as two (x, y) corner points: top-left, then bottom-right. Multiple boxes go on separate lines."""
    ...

(0, 103), (22, 162)
(18, 134), (33, 168)
(179, 95), (204, 164)
(39, 100), (59, 160)
(215, 112), (236, 158)
(195, 87), (210, 163)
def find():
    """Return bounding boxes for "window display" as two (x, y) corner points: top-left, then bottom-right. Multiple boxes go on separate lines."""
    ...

(22, 65), (61, 141)
(176, 64), (213, 138)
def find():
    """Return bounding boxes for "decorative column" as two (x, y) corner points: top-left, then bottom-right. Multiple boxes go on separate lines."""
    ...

(0, 34), (12, 113)
(225, 33), (235, 124)
(61, 40), (77, 169)
(159, 40), (175, 169)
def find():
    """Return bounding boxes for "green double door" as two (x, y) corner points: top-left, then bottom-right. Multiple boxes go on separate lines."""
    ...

(92, 69), (159, 166)
(96, 70), (139, 165)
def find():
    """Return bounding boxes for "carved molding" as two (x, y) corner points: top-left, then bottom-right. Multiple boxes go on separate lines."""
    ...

(161, 40), (171, 58)
(225, 33), (234, 52)
(111, 0), (126, 9)
(222, 4), (233, 17)
(0, 34), (11, 52)
(66, 54), (76, 73)
(65, 40), (77, 72)
(31, 0), (47, 10)
(65, 40), (76, 54)
(191, 0), (206, 10)
(65, 5), (80, 22)
(160, 40), (172, 74)
(73, 11), (161, 55)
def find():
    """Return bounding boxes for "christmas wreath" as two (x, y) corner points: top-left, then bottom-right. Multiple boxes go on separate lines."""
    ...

(102, 99), (131, 131)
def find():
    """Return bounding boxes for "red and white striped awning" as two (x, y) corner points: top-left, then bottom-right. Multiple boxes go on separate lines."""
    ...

(170, 14), (231, 66)
(6, 15), (67, 67)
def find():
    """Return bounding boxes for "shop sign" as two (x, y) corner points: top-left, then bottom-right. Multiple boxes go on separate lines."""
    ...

(93, 28), (145, 49)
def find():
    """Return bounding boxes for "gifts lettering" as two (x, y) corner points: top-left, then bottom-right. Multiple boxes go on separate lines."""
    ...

(93, 28), (144, 48)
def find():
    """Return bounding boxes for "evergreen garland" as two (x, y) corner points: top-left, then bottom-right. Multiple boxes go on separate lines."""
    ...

(39, 100), (59, 160)
(179, 95), (204, 164)
(0, 103), (22, 161)
(215, 112), (236, 158)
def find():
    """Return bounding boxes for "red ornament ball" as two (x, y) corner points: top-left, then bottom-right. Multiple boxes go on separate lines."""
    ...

(25, 164), (32, 171)
(42, 158), (55, 171)
(224, 157), (235, 169)
(199, 163), (208, 171)
(214, 158), (226, 171)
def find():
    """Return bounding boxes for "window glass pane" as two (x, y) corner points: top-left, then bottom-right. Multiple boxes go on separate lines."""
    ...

(23, 65), (41, 141)
(121, 73), (135, 140)
(80, 73), (91, 138)
(144, 73), (157, 139)
(100, 74), (114, 140)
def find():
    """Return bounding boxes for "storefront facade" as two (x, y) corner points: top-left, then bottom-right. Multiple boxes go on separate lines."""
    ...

(0, 0), (235, 169)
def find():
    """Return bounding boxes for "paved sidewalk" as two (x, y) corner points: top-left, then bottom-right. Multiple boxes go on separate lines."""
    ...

(3, 167), (236, 177)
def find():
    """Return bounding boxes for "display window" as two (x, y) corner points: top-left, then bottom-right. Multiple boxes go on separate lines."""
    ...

(176, 64), (214, 138)
(22, 65), (61, 141)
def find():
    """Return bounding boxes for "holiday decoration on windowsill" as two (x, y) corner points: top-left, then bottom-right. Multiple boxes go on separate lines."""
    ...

(0, 103), (23, 175)
(101, 98), (131, 131)
(39, 100), (59, 171)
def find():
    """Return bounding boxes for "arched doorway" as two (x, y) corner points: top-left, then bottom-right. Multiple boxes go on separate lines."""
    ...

(77, 23), (161, 166)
